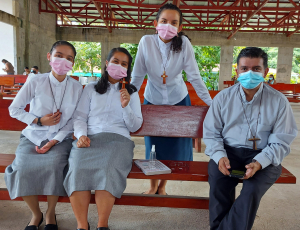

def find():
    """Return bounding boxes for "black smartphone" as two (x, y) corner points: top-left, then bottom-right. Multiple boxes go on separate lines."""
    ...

(229, 169), (245, 179)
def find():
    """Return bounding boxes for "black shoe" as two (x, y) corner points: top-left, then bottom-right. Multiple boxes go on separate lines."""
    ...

(77, 223), (90, 230)
(96, 227), (110, 230)
(44, 215), (58, 230)
(25, 212), (43, 230)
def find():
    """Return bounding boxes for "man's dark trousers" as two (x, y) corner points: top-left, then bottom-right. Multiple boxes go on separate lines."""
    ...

(208, 144), (282, 230)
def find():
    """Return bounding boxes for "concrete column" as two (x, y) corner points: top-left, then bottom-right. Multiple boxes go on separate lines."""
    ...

(218, 45), (234, 90)
(276, 47), (294, 83)
(100, 39), (120, 75)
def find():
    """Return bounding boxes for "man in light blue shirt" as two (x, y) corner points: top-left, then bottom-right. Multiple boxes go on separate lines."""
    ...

(203, 47), (298, 230)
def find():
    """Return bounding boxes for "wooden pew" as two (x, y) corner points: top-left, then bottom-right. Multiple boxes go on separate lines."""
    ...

(269, 84), (300, 103)
(224, 80), (235, 88)
(0, 104), (296, 210)
(0, 76), (15, 98)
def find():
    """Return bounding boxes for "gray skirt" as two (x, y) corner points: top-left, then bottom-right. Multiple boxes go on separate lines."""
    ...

(5, 135), (73, 199)
(63, 132), (135, 198)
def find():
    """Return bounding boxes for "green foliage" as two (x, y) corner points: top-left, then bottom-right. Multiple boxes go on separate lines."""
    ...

(120, 43), (138, 70)
(69, 41), (101, 77)
(293, 48), (300, 74)
(191, 46), (221, 90)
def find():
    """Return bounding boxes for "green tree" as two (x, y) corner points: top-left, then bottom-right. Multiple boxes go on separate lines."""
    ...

(120, 43), (138, 70)
(192, 46), (221, 90)
(69, 41), (101, 77)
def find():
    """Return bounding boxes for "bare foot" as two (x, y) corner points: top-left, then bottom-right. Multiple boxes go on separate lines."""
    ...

(28, 212), (42, 226)
(157, 188), (167, 195)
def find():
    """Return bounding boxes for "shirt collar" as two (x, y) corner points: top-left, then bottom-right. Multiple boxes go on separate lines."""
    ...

(157, 35), (172, 51)
(49, 72), (67, 86)
(108, 81), (120, 90)
(239, 82), (264, 104)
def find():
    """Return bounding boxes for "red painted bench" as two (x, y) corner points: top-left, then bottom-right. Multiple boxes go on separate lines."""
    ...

(0, 104), (296, 210)
(224, 80), (235, 87)
(269, 84), (300, 103)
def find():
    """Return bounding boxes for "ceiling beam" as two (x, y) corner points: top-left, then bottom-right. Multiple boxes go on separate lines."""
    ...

(172, 0), (180, 7)
(93, 1), (112, 33)
(287, 26), (300, 37)
(227, 0), (269, 39)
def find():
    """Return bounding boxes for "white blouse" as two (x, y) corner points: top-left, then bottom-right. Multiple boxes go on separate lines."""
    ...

(131, 34), (212, 106)
(9, 72), (83, 146)
(73, 81), (143, 140)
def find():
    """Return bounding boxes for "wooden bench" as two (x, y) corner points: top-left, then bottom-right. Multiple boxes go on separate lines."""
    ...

(0, 104), (297, 209)
(223, 80), (235, 88)
(0, 76), (15, 98)
(270, 84), (300, 103)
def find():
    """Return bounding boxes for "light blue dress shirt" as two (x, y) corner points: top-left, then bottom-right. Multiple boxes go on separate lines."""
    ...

(203, 83), (298, 169)
(9, 72), (83, 146)
(131, 34), (212, 106)
(73, 82), (143, 140)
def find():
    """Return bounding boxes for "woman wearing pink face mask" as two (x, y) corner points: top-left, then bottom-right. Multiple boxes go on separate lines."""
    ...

(5, 41), (83, 230)
(63, 48), (142, 230)
(131, 3), (213, 195)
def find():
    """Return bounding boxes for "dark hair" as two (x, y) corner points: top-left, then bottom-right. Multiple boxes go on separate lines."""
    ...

(25, 67), (29, 69)
(156, 3), (191, 53)
(2, 59), (8, 63)
(32, 66), (39, 70)
(237, 47), (268, 69)
(94, 47), (137, 95)
(49, 40), (77, 58)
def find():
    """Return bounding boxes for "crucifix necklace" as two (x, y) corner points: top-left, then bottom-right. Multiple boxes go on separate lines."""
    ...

(48, 76), (68, 114)
(159, 45), (171, 84)
(239, 88), (263, 150)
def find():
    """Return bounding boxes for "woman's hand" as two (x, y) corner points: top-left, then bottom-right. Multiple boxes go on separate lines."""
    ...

(33, 111), (61, 126)
(120, 88), (130, 108)
(77, 135), (91, 148)
(35, 139), (58, 154)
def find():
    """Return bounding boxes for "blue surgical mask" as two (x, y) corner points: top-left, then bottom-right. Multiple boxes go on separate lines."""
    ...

(237, 70), (264, 89)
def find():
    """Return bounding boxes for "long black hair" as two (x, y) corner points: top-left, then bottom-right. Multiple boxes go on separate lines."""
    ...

(95, 47), (137, 95)
(156, 3), (191, 53)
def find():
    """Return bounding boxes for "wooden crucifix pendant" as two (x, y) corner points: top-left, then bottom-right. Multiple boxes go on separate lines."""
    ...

(120, 78), (128, 89)
(161, 71), (168, 84)
(248, 136), (260, 150)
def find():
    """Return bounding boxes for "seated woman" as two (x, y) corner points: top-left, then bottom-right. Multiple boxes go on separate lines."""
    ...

(63, 47), (143, 230)
(5, 41), (83, 230)
(267, 74), (277, 84)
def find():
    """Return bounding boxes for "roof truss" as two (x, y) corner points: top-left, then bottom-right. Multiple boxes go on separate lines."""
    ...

(39, 0), (300, 38)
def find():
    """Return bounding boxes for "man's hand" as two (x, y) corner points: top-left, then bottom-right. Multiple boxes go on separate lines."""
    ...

(244, 161), (262, 179)
(35, 139), (58, 154)
(120, 88), (130, 108)
(218, 157), (231, 175)
(77, 135), (91, 148)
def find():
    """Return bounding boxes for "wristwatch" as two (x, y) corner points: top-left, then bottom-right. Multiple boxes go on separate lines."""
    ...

(37, 117), (43, 126)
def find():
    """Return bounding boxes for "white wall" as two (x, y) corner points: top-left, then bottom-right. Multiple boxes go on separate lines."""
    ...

(0, 0), (15, 74)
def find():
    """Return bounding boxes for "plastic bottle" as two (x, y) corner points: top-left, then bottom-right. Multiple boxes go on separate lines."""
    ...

(149, 145), (156, 170)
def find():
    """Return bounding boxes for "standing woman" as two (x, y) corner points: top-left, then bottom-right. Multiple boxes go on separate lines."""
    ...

(5, 41), (83, 230)
(131, 3), (213, 195)
(63, 47), (142, 230)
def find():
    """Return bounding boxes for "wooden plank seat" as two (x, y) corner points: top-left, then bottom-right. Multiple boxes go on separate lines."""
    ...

(0, 104), (297, 209)
(137, 80), (220, 152)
